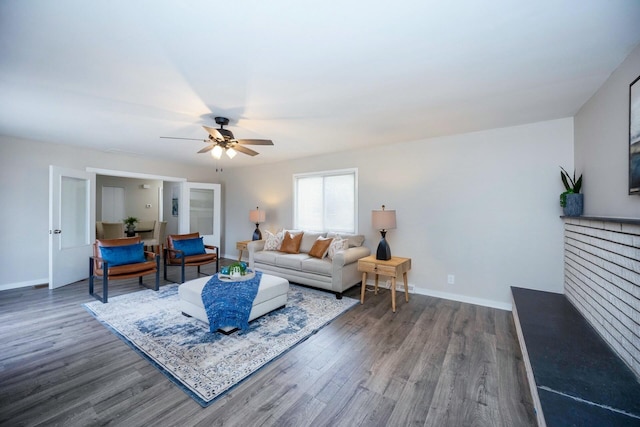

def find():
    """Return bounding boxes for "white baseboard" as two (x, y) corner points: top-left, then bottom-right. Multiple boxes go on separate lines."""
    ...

(0, 278), (48, 291)
(364, 279), (512, 311)
(365, 279), (415, 294)
(413, 286), (512, 311)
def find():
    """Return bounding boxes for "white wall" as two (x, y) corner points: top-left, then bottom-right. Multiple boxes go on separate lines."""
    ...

(1, 119), (574, 307)
(0, 136), (220, 289)
(575, 44), (640, 217)
(220, 118), (574, 308)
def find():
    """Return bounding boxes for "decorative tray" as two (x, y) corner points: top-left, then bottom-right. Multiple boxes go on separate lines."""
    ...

(217, 269), (255, 282)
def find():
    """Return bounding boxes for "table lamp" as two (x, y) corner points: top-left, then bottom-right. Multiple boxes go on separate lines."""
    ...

(249, 207), (266, 240)
(371, 205), (396, 260)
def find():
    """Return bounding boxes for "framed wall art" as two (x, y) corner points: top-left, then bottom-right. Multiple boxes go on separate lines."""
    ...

(171, 185), (179, 216)
(629, 74), (640, 195)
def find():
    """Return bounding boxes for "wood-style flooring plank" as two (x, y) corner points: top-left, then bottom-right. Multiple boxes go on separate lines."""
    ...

(385, 299), (457, 426)
(0, 261), (535, 426)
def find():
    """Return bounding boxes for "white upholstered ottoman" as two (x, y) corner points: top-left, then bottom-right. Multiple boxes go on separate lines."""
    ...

(178, 273), (289, 332)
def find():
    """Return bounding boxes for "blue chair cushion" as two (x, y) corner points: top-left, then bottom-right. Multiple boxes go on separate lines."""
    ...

(100, 243), (146, 266)
(173, 237), (206, 258)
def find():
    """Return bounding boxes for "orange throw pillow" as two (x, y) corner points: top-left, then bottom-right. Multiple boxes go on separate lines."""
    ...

(308, 237), (333, 259)
(280, 231), (304, 254)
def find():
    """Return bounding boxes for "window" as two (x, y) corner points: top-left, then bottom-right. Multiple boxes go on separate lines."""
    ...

(294, 169), (357, 233)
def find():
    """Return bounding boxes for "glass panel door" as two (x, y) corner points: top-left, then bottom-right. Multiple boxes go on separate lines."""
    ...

(179, 182), (221, 249)
(189, 188), (214, 235)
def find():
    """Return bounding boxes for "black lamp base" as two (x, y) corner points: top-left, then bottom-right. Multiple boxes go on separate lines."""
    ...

(376, 231), (391, 260)
(252, 224), (262, 241)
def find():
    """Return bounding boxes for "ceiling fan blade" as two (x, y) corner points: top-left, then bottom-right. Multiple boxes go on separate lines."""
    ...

(160, 136), (207, 141)
(233, 145), (259, 156)
(202, 126), (224, 140)
(198, 144), (215, 154)
(235, 138), (274, 146)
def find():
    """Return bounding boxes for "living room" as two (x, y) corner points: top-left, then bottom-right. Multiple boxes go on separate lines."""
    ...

(1, 1), (639, 425)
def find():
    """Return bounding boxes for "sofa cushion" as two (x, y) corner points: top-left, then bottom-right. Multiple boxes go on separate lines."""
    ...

(172, 237), (205, 258)
(254, 250), (279, 265)
(275, 253), (310, 270)
(328, 238), (348, 259)
(308, 236), (333, 259)
(280, 231), (304, 254)
(301, 257), (332, 275)
(327, 232), (365, 248)
(100, 242), (145, 266)
(263, 230), (284, 251)
(300, 232), (326, 253)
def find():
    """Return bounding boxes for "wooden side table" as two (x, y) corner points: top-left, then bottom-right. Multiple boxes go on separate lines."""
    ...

(236, 240), (252, 261)
(358, 255), (411, 312)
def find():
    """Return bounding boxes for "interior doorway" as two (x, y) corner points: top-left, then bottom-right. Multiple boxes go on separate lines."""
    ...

(50, 166), (222, 289)
(89, 168), (221, 246)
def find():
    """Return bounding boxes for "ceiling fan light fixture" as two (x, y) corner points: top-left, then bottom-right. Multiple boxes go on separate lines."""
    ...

(211, 145), (223, 159)
(162, 116), (274, 159)
(217, 128), (234, 140)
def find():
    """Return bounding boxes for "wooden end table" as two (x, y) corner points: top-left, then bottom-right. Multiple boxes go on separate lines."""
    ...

(358, 255), (411, 312)
(236, 240), (252, 261)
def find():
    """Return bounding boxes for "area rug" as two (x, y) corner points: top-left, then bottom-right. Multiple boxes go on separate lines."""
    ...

(83, 283), (358, 407)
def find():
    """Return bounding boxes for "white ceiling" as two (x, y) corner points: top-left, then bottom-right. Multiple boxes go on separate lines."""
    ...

(1, 1), (639, 169)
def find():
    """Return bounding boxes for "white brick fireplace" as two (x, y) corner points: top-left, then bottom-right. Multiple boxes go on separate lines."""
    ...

(563, 216), (640, 378)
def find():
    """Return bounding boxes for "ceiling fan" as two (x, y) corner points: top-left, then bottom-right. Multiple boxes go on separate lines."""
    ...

(160, 116), (274, 159)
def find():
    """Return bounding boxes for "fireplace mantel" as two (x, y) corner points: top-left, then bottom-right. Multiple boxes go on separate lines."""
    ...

(561, 215), (640, 225)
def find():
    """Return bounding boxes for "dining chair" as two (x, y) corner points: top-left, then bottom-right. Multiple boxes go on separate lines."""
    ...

(102, 222), (125, 239)
(142, 221), (166, 255)
(136, 220), (156, 240)
(95, 221), (104, 239)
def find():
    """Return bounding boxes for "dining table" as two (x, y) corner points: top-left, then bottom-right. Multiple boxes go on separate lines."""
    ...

(126, 227), (154, 237)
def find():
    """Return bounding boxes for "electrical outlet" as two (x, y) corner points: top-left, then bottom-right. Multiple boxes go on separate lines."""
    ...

(447, 274), (455, 285)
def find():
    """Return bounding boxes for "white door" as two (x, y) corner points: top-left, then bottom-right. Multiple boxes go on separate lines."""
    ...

(179, 182), (221, 249)
(101, 186), (125, 222)
(49, 166), (96, 289)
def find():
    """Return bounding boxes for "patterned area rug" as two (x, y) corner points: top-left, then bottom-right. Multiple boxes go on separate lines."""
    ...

(83, 283), (358, 407)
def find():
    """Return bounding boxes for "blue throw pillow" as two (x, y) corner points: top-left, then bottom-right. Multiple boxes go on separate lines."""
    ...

(173, 237), (206, 258)
(100, 243), (146, 266)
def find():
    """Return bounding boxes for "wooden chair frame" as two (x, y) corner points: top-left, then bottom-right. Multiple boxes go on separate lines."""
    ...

(89, 237), (160, 303)
(163, 233), (219, 284)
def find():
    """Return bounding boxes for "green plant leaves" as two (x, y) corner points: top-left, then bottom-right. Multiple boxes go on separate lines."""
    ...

(574, 175), (582, 194)
(560, 167), (581, 193)
(561, 170), (572, 191)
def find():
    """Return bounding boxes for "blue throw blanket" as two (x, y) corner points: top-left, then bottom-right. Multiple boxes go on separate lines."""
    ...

(201, 271), (262, 332)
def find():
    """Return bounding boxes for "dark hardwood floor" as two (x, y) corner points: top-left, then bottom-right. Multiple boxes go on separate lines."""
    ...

(0, 261), (535, 426)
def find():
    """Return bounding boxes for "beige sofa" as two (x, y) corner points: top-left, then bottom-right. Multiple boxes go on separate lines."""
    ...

(248, 231), (370, 299)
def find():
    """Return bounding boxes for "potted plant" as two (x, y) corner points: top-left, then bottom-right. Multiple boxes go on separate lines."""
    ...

(560, 167), (583, 216)
(123, 216), (138, 236)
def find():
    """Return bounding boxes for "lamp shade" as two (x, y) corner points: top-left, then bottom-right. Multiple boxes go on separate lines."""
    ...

(371, 208), (396, 231)
(249, 208), (266, 224)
